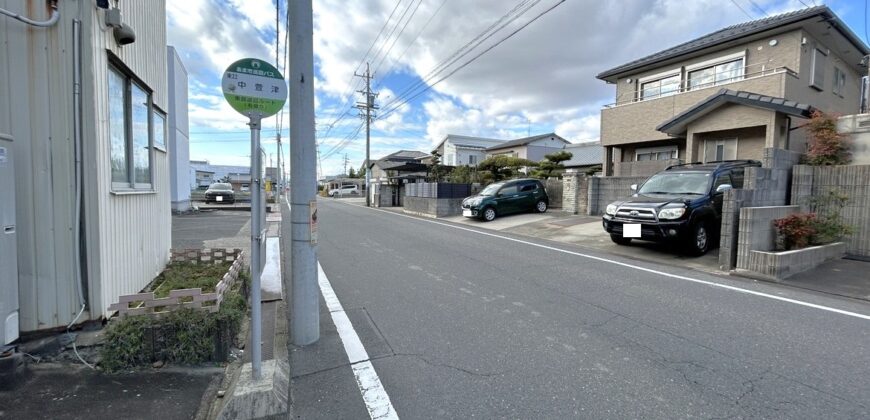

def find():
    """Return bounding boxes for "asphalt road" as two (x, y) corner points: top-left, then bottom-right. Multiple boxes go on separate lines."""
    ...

(291, 199), (870, 419)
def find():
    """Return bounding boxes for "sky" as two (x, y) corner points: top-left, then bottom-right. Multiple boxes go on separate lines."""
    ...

(167, 0), (868, 178)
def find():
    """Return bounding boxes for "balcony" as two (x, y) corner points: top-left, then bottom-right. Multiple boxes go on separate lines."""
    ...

(601, 65), (796, 147)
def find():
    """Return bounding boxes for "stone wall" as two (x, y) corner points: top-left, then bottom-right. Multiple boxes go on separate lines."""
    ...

(562, 172), (588, 214)
(735, 205), (800, 271)
(792, 164), (870, 257)
(403, 197), (464, 218)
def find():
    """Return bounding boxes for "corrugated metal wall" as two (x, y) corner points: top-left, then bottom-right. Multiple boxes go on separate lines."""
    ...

(85, 0), (170, 320)
(1, 0), (170, 330)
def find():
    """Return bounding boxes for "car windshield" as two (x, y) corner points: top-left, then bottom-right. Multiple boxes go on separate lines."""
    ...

(210, 183), (232, 191)
(638, 172), (710, 195)
(480, 183), (504, 196)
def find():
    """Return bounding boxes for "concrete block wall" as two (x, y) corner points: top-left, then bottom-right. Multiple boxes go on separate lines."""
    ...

(403, 197), (464, 218)
(745, 242), (846, 280)
(718, 189), (756, 270)
(718, 148), (801, 269)
(791, 164), (870, 257)
(735, 205), (800, 271)
(586, 176), (647, 215)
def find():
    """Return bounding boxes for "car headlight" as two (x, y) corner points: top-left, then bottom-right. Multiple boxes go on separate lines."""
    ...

(657, 207), (686, 220)
(468, 197), (483, 206)
(605, 204), (618, 215)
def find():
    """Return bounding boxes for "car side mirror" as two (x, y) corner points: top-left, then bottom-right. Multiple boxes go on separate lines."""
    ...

(715, 184), (733, 194)
(630, 184), (637, 191)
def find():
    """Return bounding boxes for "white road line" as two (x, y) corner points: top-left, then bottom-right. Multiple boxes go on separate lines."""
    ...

(318, 263), (399, 420)
(344, 203), (870, 322)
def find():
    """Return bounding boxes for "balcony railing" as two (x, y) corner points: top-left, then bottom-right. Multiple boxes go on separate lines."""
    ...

(603, 64), (797, 109)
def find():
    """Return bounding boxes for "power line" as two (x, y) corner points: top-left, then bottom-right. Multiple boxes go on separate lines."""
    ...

(375, 0), (448, 89)
(379, 0), (564, 120)
(745, 0), (768, 17)
(371, 0), (423, 77)
(728, 0), (754, 19)
(321, 0), (403, 142)
(379, 0), (540, 113)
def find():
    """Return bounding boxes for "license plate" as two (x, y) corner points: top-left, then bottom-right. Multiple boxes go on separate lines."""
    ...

(462, 209), (473, 217)
(216, 196), (223, 202)
(623, 223), (641, 238)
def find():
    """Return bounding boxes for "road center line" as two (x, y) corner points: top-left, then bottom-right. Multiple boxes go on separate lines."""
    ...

(318, 262), (399, 420)
(344, 202), (870, 322)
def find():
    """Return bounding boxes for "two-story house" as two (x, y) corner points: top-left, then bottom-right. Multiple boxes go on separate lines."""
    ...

(431, 134), (507, 166)
(484, 133), (571, 161)
(597, 6), (869, 176)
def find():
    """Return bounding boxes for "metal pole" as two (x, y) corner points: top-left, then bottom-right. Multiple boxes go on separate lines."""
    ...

(248, 116), (263, 380)
(289, 0), (319, 346)
(365, 63), (371, 207)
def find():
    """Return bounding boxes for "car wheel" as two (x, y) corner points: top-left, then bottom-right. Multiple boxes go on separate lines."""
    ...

(482, 207), (497, 222)
(610, 234), (632, 245)
(686, 222), (710, 256)
(535, 200), (548, 213)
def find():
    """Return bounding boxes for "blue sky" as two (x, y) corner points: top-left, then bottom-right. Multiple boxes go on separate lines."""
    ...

(166, 0), (868, 177)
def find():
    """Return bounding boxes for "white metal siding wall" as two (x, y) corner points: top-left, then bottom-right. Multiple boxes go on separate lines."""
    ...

(168, 46), (190, 208)
(86, 0), (170, 319)
(2, 0), (83, 331)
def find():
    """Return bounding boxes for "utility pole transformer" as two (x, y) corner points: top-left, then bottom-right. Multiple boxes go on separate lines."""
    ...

(355, 63), (378, 207)
(289, 0), (319, 346)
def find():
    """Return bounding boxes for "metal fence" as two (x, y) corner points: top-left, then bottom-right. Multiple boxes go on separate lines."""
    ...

(405, 182), (472, 199)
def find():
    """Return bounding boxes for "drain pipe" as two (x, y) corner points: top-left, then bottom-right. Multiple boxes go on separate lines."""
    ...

(0, 1), (59, 27)
(68, 18), (94, 370)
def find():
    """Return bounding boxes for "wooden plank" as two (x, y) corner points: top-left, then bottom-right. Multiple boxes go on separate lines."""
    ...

(169, 288), (203, 298)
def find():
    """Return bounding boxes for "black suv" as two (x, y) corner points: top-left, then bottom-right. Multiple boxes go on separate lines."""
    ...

(461, 178), (549, 221)
(602, 160), (760, 255)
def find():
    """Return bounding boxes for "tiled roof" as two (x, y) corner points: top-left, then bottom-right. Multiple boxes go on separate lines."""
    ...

(657, 89), (815, 135)
(597, 6), (868, 81)
(484, 133), (569, 151)
(563, 142), (602, 167)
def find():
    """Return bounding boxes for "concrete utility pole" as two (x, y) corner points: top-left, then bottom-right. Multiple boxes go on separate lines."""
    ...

(289, 0), (319, 346)
(355, 63), (378, 207)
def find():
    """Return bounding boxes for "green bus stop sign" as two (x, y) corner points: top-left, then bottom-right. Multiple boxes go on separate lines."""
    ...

(222, 58), (287, 118)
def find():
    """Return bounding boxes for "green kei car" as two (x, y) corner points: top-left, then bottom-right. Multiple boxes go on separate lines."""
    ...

(461, 178), (549, 221)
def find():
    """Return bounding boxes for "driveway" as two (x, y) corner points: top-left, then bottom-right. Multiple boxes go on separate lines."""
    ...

(443, 210), (721, 274)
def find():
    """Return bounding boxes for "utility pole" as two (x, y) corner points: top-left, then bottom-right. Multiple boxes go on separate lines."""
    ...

(289, 0), (318, 346)
(355, 63), (378, 207)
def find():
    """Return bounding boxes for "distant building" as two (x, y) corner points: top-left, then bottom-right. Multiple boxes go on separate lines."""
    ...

(167, 46), (190, 212)
(431, 135), (506, 166)
(368, 150), (430, 183)
(189, 161), (250, 191)
(562, 141), (603, 173)
(484, 133), (570, 161)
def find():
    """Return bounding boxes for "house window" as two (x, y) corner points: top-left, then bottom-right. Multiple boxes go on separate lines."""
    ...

(109, 65), (154, 190)
(833, 67), (846, 97)
(635, 146), (677, 161)
(468, 155), (477, 165)
(153, 109), (167, 150)
(810, 47), (827, 91)
(640, 74), (681, 100)
(687, 58), (744, 90)
(703, 139), (737, 163)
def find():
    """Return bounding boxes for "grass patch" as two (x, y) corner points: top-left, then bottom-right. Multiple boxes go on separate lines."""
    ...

(100, 271), (249, 372)
(151, 261), (232, 298)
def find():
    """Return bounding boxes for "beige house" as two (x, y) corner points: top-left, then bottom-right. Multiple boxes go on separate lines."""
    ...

(484, 133), (570, 161)
(597, 6), (869, 176)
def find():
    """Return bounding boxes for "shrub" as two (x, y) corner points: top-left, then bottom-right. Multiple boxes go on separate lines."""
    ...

(774, 213), (816, 250)
(805, 111), (850, 166)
